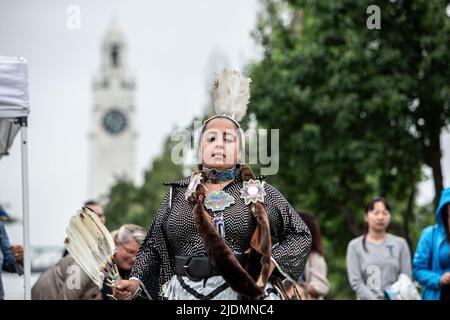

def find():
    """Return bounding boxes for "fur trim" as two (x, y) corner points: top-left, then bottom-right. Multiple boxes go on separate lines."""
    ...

(240, 164), (272, 287)
(188, 165), (272, 298)
(192, 184), (264, 298)
(250, 203), (272, 285)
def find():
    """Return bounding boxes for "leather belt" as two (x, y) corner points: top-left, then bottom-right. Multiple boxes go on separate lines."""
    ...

(174, 253), (247, 282)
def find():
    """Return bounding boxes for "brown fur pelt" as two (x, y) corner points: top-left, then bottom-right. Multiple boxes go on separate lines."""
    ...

(191, 182), (265, 298)
(240, 164), (272, 287)
(188, 164), (272, 298)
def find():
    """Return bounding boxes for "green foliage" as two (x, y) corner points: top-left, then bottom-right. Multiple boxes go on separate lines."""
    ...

(102, 0), (449, 299)
(248, 0), (450, 299)
(104, 135), (184, 232)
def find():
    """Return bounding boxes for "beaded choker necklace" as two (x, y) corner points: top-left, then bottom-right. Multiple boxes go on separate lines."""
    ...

(202, 166), (238, 184)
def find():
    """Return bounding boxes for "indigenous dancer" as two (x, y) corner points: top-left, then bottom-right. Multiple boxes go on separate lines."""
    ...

(113, 69), (312, 300)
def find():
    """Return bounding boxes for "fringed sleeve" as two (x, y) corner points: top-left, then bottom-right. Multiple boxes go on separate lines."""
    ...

(130, 189), (173, 299)
(264, 183), (312, 282)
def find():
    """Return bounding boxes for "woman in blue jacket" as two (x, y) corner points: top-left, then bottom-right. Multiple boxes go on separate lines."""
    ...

(413, 188), (450, 300)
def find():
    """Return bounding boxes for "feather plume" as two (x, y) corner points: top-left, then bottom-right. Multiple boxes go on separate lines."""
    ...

(212, 69), (251, 121)
(64, 207), (116, 287)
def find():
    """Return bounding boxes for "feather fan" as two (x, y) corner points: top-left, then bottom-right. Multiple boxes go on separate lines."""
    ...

(64, 207), (116, 287)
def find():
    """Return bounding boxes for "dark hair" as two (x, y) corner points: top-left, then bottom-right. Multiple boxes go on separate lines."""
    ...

(362, 197), (391, 252)
(298, 211), (324, 256)
(443, 205), (450, 244)
(84, 200), (99, 207)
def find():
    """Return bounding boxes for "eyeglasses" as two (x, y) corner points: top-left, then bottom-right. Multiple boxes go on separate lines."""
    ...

(117, 242), (137, 256)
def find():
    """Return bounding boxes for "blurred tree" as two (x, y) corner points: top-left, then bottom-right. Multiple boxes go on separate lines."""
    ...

(104, 135), (184, 231)
(248, 0), (449, 298)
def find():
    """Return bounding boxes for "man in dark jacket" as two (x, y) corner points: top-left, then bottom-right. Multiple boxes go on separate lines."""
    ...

(0, 222), (24, 300)
(32, 201), (106, 300)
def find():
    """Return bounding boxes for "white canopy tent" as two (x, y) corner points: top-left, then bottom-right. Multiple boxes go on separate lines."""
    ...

(0, 56), (31, 299)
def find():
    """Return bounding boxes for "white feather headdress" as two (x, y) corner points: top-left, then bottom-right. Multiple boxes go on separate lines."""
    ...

(212, 69), (251, 122)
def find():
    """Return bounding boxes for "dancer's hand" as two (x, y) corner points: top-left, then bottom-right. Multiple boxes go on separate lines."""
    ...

(112, 279), (140, 300)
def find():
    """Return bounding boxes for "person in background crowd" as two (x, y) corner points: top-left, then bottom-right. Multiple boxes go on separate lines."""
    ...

(346, 197), (412, 300)
(102, 224), (146, 300)
(0, 222), (24, 300)
(413, 188), (450, 300)
(32, 201), (106, 300)
(62, 200), (105, 257)
(297, 212), (330, 299)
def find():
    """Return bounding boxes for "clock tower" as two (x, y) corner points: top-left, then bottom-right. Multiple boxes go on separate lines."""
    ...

(88, 20), (137, 200)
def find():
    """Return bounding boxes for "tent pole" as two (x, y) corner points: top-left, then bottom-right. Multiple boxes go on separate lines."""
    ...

(19, 116), (31, 300)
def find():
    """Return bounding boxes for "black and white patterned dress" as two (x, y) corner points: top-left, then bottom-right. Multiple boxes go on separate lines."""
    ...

(130, 175), (311, 299)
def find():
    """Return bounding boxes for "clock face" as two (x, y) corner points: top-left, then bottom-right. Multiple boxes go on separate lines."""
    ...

(102, 109), (127, 135)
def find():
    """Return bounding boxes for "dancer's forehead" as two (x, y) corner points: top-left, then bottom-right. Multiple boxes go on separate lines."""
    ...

(204, 117), (238, 134)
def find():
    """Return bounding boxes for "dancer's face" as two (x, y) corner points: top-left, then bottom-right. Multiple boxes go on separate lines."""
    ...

(201, 118), (239, 170)
(365, 201), (391, 233)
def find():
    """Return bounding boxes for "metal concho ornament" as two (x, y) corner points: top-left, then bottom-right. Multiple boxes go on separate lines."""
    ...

(204, 190), (235, 212)
(240, 179), (266, 205)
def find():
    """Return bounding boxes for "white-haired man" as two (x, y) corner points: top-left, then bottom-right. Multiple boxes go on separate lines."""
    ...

(103, 224), (146, 300)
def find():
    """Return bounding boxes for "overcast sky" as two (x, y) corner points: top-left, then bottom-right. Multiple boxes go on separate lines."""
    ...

(0, 0), (262, 246)
(0, 0), (448, 247)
